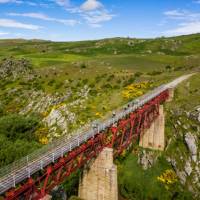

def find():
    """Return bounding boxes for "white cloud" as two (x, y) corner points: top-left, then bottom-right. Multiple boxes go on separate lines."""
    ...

(80, 1), (115, 27)
(81, 0), (102, 11)
(82, 10), (115, 25)
(164, 10), (186, 17)
(0, 31), (9, 35)
(8, 12), (79, 26)
(0, 19), (42, 30)
(165, 21), (200, 35)
(54, 0), (70, 6)
(53, 0), (115, 27)
(164, 9), (200, 20)
(163, 9), (200, 36)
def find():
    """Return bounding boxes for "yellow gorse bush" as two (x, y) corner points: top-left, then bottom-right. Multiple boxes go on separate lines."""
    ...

(122, 82), (151, 100)
(52, 103), (66, 110)
(39, 136), (49, 145)
(157, 169), (178, 186)
(35, 127), (49, 144)
(41, 103), (66, 118)
(95, 112), (103, 118)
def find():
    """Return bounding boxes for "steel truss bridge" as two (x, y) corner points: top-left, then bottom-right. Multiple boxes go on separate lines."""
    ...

(0, 75), (191, 200)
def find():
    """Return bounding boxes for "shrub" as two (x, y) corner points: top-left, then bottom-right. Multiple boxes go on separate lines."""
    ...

(0, 135), (41, 167)
(89, 89), (98, 96)
(89, 83), (95, 88)
(127, 77), (135, 85)
(80, 63), (87, 69)
(113, 85), (120, 89)
(106, 74), (115, 82)
(54, 82), (63, 90)
(48, 79), (55, 86)
(117, 79), (122, 84)
(134, 72), (143, 77)
(0, 114), (39, 141)
(147, 70), (162, 76)
(33, 81), (43, 90)
(165, 65), (172, 70)
(102, 83), (112, 89)
(82, 79), (88, 85)
(95, 76), (101, 83)
(157, 169), (178, 189)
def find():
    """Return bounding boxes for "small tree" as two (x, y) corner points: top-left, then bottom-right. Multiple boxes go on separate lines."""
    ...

(165, 65), (172, 71)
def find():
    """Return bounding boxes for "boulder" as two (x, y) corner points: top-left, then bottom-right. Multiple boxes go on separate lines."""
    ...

(138, 150), (155, 170)
(184, 160), (193, 176)
(184, 132), (197, 162)
(198, 113), (200, 122)
(176, 170), (187, 185)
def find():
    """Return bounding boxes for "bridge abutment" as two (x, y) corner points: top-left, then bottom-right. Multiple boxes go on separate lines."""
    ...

(139, 105), (165, 150)
(79, 148), (118, 200)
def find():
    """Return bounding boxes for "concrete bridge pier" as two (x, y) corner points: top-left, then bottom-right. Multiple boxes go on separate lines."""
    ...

(139, 105), (165, 150)
(166, 87), (174, 102)
(79, 148), (118, 200)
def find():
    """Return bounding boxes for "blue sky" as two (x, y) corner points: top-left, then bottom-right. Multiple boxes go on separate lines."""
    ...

(0, 0), (200, 41)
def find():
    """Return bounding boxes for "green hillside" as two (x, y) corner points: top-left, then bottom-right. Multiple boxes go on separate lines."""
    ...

(0, 34), (200, 71)
(0, 34), (200, 199)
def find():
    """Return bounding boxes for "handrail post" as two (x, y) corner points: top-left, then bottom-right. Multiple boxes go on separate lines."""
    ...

(61, 148), (64, 157)
(40, 160), (43, 170)
(13, 175), (16, 187)
(52, 153), (55, 163)
(70, 143), (72, 151)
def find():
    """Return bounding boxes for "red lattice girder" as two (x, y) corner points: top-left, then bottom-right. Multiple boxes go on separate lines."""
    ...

(3, 90), (169, 200)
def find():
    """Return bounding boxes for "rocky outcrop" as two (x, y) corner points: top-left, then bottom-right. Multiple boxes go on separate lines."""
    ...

(20, 91), (71, 115)
(0, 57), (33, 79)
(184, 132), (197, 162)
(165, 104), (200, 198)
(138, 150), (157, 170)
(43, 104), (76, 139)
(20, 85), (90, 141)
(190, 106), (200, 123)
